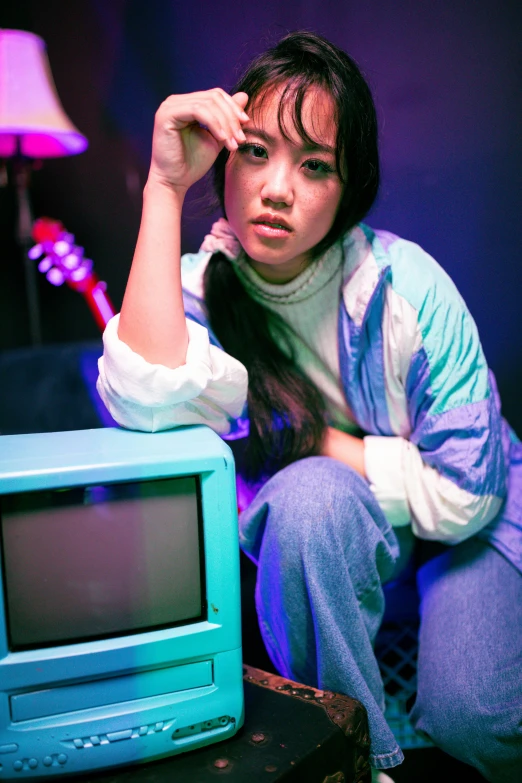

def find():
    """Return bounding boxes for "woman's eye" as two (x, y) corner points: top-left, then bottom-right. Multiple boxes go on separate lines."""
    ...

(238, 143), (267, 159)
(303, 159), (335, 175)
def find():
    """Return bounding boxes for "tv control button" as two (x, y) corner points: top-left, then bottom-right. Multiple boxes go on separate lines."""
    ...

(107, 729), (132, 743)
(154, 722), (164, 732)
(13, 761), (23, 772)
(0, 744), (18, 754)
(28, 759), (38, 769)
(90, 736), (101, 746)
(73, 739), (84, 748)
(139, 726), (148, 736)
(43, 757), (53, 767)
(57, 754), (68, 765)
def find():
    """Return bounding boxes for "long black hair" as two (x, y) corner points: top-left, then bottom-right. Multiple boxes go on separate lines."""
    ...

(204, 31), (379, 480)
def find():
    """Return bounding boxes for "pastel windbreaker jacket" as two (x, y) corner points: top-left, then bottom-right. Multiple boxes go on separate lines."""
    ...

(97, 223), (522, 571)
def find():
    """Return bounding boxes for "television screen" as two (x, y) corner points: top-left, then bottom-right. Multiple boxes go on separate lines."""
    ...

(1, 476), (205, 651)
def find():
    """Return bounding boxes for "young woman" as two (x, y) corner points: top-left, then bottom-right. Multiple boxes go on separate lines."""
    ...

(97, 31), (521, 782)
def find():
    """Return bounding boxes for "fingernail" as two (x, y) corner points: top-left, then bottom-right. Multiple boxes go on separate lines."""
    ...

(241, 112), (249, 121)
(229, 138), (238, 150)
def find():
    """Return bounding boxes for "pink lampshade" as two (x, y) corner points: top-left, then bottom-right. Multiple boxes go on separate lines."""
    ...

(0, 29), (88, 158)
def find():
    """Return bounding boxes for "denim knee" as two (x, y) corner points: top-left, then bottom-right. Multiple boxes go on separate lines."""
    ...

(239, 456), (399, 589)
(412, 686), (522, 783)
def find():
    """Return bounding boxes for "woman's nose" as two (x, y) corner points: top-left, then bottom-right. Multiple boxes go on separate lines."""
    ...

(260, 164), (294, 206)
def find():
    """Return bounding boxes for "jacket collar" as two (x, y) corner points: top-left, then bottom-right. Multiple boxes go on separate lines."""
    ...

(340, 223), (392, 327)
(187, 220), (392, 327)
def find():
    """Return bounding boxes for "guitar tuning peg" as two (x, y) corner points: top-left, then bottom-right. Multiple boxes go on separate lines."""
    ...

(28, 243), (43, 260)
(70, 265), (88, 282)
(63, 253), (81, 270)
(38, 256), (53, 273)
(54, 239), (71, 257)
(47, 267), (65, 286)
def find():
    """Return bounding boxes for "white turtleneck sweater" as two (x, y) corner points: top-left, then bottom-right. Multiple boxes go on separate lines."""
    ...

(230, 243), (358, 433)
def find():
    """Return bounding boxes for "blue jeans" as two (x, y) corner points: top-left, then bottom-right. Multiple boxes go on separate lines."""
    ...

(238, 456), (522, 779)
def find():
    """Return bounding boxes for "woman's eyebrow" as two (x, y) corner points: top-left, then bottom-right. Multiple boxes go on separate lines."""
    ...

(244, 127), (335, 155)
(243, 127), (276, 145)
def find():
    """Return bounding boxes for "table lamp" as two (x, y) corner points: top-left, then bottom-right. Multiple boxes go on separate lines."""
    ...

(0, 29), (88, 344)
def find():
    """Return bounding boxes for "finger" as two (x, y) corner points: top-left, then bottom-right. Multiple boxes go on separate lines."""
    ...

(212, 92), (248, 143)
(232, 91), (250, 113)
(214, 88), (250, 123)
(163, 94), (229, 140)
(193, 105), (238, 151)
(197, 117), (236, 151)
(211, 91), (249, 143)
(161, 93), (240, 152)
(206, 105), (241, 150)
(201, 95), (245, 148)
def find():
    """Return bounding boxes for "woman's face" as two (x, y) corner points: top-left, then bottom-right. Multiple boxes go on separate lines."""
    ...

(224, 83), (343, 283)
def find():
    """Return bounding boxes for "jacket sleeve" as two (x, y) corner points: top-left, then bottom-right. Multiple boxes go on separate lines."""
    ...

(96, 313), (248, 434)
(363, 239), (508, 543)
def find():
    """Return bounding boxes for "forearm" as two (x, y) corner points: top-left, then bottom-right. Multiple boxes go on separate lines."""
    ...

(321, 426), (366, 479)
(118, 179), (188, 369)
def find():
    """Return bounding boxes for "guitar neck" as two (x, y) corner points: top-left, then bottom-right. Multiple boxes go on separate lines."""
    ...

(66, 272), (115, 331)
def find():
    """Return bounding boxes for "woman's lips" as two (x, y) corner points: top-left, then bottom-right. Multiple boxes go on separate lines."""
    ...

(251, 221), (292, 239)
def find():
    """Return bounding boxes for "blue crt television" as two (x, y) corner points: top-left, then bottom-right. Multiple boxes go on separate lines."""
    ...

(0, 426), (243, 778)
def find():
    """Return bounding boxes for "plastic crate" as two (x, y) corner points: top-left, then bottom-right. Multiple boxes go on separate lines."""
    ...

(375, 620), (433, 750)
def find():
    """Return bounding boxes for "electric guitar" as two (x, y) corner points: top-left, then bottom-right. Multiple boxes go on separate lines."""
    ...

(29, 217), (115, 332)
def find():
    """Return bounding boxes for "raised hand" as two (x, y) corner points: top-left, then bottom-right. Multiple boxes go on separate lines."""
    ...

(148, 88), (250, 193)
(119, 88), (249, 367)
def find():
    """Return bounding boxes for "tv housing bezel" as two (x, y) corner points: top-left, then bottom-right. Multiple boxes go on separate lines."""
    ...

(0, 426), (244, 779)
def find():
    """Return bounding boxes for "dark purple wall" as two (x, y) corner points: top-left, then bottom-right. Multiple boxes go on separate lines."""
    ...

(1, 0), (520, 429)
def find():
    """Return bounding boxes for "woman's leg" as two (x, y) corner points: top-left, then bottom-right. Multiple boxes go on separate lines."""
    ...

(410, 538), (522, 783)
(238, 455), (404, 770)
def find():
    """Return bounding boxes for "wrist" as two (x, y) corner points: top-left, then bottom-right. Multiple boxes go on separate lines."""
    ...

(322, 427), (366, 479)
(144, 172), (188, 205)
